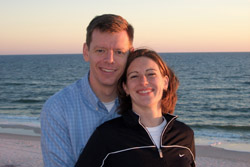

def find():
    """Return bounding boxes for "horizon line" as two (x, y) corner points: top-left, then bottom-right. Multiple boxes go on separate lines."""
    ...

(1, 51), (250, 56)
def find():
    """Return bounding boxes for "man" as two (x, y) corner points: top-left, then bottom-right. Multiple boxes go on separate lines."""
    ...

(40, 14), (134, 167)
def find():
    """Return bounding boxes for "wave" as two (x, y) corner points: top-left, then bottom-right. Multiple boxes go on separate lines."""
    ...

(12, 99), (44, 103)
(1, 82), (23, 86)
(242, 81), (250, 85)
(190, 124), (250, 132)
(0, 115), (40, 121)
(1, 82), (39, 86)
(202, 109), (250, 114)
(201, 87), (240, 92)
(231, 108), (250, 113)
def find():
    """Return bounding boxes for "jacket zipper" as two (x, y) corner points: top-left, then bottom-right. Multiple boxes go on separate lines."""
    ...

(138, 118), (164, 158)
(138, 116), (177, 158)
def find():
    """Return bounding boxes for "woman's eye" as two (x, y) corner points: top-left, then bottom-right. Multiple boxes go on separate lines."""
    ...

(130, 75), (138, 79)
(148, 73), (156, 77)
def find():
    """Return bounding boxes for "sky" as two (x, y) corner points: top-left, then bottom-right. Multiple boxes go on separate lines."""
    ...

(0, 0), (250, 55)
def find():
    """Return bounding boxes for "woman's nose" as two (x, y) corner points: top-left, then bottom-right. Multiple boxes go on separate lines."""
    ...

(140, 75), (149, 85)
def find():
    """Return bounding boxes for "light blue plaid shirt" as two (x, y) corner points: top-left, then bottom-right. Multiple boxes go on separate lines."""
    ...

(40, 73), (120, 167)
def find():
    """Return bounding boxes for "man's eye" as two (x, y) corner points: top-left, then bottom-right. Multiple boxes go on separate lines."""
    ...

(96, 49), (105, 53)
(115, 50), (124, 55)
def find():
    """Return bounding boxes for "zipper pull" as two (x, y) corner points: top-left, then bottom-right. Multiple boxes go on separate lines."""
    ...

(158, 148), (163, 158)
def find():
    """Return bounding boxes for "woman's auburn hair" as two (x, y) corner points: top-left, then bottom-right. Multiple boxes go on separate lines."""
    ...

(117, 49), (179, 115)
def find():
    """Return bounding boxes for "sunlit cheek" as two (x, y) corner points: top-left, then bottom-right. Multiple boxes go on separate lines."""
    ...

(116, 56), (128, 65)
(127, 82), (138, 94)
(148, 77), (160, 84)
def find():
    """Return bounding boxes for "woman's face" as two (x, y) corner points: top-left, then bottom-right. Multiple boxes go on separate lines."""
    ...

(123, 57), (169, 110)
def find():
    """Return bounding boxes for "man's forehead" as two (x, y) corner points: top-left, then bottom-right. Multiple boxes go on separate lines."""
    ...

(90, 30), (130, 49)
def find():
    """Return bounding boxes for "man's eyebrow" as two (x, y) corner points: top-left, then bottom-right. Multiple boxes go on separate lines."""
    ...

(93, 46), (128, 50)
(93, 46), (105, 49)
(114, 47), (127, 50)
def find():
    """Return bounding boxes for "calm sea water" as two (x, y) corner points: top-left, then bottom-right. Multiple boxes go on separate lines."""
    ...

(0, 52), (250, 151)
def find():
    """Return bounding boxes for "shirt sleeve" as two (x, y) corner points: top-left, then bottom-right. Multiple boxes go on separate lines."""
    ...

(40, 99), (75, 167)
(75, 128), (108, 167)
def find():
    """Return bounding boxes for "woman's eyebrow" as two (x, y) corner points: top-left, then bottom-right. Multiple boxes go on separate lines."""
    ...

(146, 68), (157, 72)
(127, 68), (157, 76)
(127, 71), (138, 76)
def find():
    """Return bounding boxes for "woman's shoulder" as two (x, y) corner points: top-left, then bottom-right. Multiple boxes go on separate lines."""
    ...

(97, 116), (124, 131)
(173, 119), (194, 135)
(164, 114), (194, 134)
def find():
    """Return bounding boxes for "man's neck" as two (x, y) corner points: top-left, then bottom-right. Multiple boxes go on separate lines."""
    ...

(96, 87), (117, 103)
(90, 83), (117, 103)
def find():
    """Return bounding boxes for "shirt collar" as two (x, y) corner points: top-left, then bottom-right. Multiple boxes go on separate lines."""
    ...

(80, 72), (119, 113)
(80, 72), (99, 109)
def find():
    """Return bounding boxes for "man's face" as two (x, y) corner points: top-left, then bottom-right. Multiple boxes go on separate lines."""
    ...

(83, 29), (131, 90)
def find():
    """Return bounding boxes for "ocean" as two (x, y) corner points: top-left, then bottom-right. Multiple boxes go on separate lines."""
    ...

(0, 52), (250, 152)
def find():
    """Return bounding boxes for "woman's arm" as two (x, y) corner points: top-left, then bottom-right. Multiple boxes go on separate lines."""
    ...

(75, 128), (108, 167)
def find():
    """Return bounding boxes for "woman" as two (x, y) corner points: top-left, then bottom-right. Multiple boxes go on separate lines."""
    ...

(75, 49), (196, 167)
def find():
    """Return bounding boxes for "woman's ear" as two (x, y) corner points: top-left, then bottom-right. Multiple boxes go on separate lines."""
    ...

(130, 47), (134, 52)
(122, 82), (129, 96)
(163, 76), (169, 90)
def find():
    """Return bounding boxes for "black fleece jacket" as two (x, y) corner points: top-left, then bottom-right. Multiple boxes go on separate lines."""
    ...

(75, 110), (196, 167)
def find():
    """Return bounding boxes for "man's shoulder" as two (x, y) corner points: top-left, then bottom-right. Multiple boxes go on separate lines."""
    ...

(50, 81), (78, 99)
(44, 77), (87, 107)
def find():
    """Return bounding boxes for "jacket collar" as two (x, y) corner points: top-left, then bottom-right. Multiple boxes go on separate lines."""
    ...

(122, 109), (178, 130)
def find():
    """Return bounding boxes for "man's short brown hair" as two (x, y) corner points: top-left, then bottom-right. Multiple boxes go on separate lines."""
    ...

(86, 14), (134, 48)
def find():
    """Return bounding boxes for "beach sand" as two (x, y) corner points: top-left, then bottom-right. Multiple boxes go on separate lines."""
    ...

(0, 132), (250, 167)
(0, 133), (43, 167)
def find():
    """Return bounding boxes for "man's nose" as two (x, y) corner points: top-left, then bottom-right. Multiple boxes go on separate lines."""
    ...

(105, 50), (114, 63)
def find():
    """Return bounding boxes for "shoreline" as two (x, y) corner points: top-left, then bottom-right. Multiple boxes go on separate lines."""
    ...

(1, 122), (250, 152)
(1, 132), (250, 167)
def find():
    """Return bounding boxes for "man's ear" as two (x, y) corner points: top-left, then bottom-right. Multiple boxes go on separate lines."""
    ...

(122, 82), (129, 96)
(83, 43), (89, 62)
(164, 76), (169, 90)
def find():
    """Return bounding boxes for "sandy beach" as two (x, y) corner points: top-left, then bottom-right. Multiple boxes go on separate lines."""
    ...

(0, 133), (43, 167)
(0, 131), (250, 167)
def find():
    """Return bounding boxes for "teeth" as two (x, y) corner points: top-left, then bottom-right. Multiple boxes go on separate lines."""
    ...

(139, 90), (151, 94)
(102, 68), (115, 72)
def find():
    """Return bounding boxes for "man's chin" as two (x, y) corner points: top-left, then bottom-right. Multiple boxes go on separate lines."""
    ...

(101, 80), (117, 87)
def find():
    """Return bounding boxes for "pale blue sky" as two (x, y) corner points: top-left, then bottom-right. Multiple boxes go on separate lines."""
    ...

(1, 0), (250, 54)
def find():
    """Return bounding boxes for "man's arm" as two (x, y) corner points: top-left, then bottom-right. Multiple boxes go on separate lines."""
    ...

(40, 100), (75, 167)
